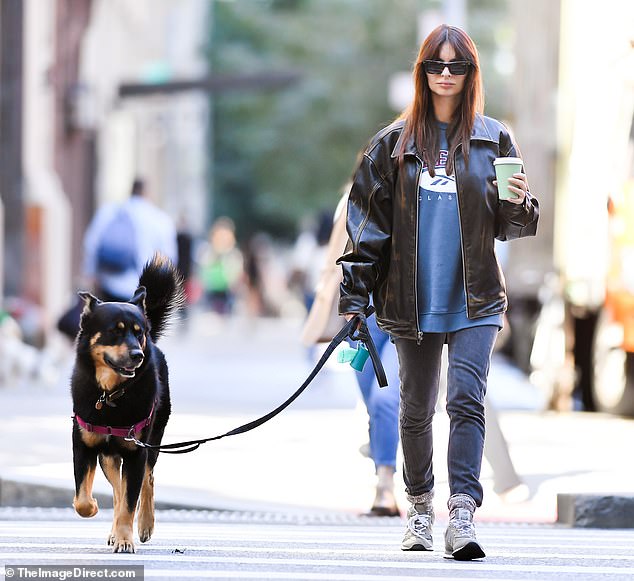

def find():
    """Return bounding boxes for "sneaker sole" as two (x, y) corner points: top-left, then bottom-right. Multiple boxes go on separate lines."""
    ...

(401, 543), (433, 552)
(444, 541), (485, 561)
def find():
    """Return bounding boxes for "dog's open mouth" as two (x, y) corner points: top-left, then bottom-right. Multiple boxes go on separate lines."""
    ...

(104, 354), (140, 378)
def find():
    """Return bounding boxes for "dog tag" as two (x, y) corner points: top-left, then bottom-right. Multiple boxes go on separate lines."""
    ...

(95, 400), (103, 410)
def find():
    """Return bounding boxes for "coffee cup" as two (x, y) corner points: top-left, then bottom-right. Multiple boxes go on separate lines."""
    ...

(493, 157), (523, 200)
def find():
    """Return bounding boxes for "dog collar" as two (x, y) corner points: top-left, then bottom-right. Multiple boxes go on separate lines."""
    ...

(74, 400), (156, 438)
(95, 386), (127, 410)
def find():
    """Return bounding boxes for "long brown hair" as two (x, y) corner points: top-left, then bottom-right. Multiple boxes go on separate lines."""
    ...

(397, 25), (484, 176)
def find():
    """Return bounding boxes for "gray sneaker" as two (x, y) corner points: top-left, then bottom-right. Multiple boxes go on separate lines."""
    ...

(401, 503), (434, 551)
(444, 508), (485, 560)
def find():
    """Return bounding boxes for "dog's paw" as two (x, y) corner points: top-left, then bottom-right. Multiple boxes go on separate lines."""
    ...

(112, 537), (136, 554)
(138, 525), (153, 543)
(107, 532), (115, 546)
(137, 511), (154, 543)
(73, 497), (99, 518)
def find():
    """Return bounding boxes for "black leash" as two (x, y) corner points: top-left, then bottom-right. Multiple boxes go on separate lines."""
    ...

(126, 308), (387, 454)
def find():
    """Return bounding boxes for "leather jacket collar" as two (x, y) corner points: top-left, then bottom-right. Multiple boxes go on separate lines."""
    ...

(390, 114), (499, 159)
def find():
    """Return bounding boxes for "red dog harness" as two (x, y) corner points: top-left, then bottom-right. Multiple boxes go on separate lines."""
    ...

(74, 400), (156, 438)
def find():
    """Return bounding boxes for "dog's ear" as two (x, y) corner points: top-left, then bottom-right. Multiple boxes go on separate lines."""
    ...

(78, 291), (100, 313)
(77, 292), (100, 331)
(131, 286), (147, 311)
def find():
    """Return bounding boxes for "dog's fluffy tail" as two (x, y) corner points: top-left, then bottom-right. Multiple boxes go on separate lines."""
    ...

(138, 253), (186, 341)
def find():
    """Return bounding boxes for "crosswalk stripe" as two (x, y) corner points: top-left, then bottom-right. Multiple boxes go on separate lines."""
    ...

(2, 541), (634, 562)
(145, 571), (501, 581)
(1, 523), (632, 541)
(2, 532), (632, 552)
(1, 524), (633, 546)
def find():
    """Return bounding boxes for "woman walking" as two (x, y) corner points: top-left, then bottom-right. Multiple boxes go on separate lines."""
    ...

(338, 24), (539, 560)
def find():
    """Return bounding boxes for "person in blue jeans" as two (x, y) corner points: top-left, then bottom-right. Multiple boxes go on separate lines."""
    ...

(301, 191), (402, 517)
(354, 313), (400, 516)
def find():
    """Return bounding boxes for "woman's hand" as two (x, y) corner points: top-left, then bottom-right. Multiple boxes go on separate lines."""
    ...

(494, 172), (529, 205)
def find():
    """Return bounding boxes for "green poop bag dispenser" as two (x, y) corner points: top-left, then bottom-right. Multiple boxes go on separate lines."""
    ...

(337, 343), (370, 372)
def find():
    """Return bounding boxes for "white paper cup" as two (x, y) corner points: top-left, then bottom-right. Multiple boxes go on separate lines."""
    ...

(493, 157), (523, 200)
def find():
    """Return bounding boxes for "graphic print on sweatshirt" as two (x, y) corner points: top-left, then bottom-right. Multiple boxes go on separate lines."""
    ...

(419, 149), (456, 200)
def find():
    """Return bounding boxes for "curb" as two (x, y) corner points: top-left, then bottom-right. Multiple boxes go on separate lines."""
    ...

(557, 493), (634, 528)
(0, 477), (215, 512)
(0, 476), (361, 516)
(0, 477), (85, 509)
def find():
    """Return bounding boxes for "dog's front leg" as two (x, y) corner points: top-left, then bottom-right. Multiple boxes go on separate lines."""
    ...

(111, 449), (146, 553)
(99, 454), (122, 546)
(72, 429), (99, 518)
(137, 464), (155, 543)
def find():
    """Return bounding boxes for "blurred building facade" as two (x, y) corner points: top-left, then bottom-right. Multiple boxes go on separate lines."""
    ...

(509, 0), (634, 415)
(0, 0), (209, 342)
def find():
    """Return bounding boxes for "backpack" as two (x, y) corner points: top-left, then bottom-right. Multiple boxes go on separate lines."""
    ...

(96, 207), (138, 274)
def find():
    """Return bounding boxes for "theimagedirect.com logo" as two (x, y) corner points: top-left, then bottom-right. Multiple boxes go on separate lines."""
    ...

(3, 566), (144, 580)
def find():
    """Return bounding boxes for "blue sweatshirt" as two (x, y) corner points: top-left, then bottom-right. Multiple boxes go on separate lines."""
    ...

(417, 123), (503, 333)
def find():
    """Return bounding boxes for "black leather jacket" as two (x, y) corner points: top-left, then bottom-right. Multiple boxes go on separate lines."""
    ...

(338, 114), (539, 340)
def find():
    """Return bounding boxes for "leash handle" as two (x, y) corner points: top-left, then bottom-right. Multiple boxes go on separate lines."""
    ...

(347, 307), (388, 388)
(128, 307), (387, 453)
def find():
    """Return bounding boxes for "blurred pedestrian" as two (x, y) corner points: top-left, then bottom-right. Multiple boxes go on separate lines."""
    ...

(176, 215), (194, 292)
(242, 233), (272, 317)
(302, 192), (400, 517)
(82, 178), (178, 303)
(338, 25), (539, 559)
(199, 217), (243, 316)
(57, 178), (177, 341)
(175, 214), (199, 326)
(289, 211), (333, 314)
(352, 315), (400, 516)
(52, 178), (178, 340)
(483, 398), (528, 501)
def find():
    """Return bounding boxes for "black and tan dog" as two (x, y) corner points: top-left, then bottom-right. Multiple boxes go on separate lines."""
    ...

(71, 254), (184, 553)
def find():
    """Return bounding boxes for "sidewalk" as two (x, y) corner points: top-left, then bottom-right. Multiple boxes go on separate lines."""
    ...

(1, 312), (634, 524)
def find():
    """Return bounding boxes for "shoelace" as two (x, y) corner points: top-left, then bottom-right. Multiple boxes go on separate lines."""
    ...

(407, 513), (432, 538)
(450, 518), (476, 537)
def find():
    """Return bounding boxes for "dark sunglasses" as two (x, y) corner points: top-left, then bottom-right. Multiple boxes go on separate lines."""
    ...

(423, 60), (471, 75)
